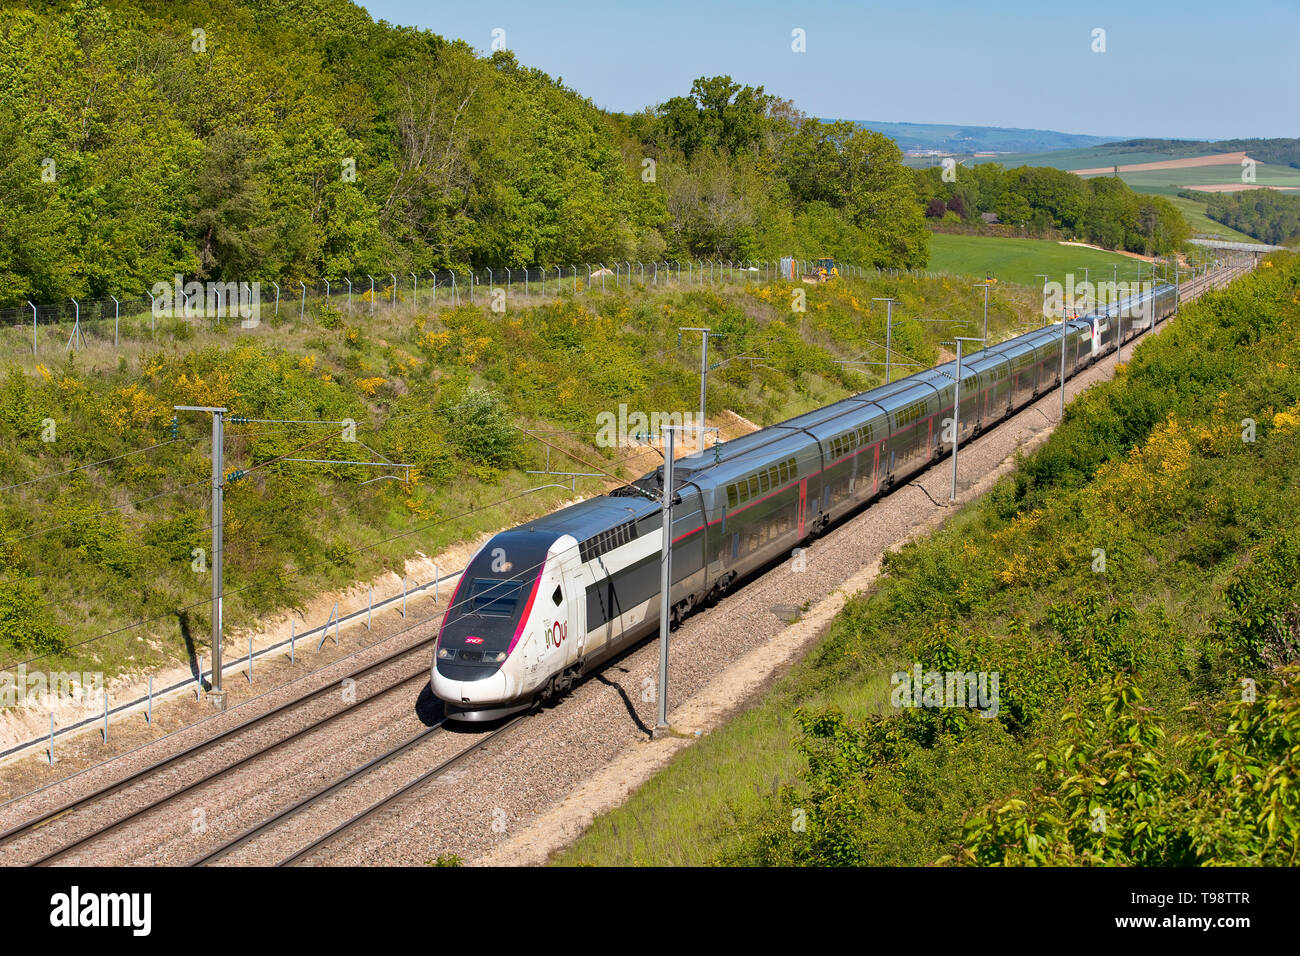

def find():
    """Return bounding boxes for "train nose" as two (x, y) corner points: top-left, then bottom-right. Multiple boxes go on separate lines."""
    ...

(431, 667), (509, 706)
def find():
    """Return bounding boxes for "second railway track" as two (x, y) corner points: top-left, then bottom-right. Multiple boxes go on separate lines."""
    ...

(0, 632), (440, 866)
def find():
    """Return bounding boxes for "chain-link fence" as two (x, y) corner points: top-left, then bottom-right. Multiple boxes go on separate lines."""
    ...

(0, 259), (895, 358)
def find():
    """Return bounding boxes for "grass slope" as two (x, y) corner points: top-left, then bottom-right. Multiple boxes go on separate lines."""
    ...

(926, 232), (1144, 286)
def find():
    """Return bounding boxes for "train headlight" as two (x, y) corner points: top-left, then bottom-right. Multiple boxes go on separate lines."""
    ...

(438, 647), (454, 659)
(493, 652), (507, 662)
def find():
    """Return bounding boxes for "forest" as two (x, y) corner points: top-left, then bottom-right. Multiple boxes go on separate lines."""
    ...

(913, 162), (1189, 254)
(1194, 189), (1300, 246)
(0, 0), (927, 307)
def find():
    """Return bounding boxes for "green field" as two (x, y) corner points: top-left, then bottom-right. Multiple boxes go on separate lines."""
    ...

(1083, 163), (1300, 197)
(967, 145), (1177, 170)
(926, 232), (1145, 286)
(966, 145), (1300, 197)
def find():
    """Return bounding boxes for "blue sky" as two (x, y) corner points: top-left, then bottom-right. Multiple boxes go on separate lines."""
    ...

(359, 0), (1298, 140)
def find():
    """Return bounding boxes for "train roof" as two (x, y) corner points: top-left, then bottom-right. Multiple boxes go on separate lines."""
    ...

(517, 492), (659, 542)
(676, 426), (815, 480)
(864, 378), (942, 412)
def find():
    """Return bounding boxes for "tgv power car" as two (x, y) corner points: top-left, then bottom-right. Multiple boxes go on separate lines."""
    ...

(432, 280), (1180, 720)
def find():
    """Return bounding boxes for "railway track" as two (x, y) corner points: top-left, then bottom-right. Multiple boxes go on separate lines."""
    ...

(0, 633), (439, 866)
(195, 713), (529, 867)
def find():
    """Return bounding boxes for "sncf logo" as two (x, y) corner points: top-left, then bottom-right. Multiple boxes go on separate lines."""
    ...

(465, 636), (483, 644)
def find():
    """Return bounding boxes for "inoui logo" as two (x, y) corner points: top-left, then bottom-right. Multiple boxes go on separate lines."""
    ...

(49, 886), (151, 937)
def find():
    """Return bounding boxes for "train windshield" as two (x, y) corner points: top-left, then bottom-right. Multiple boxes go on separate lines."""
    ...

(465, 578), (525, 617)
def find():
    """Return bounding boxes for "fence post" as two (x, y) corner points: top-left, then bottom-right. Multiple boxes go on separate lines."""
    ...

(367, 275), (374, 312)
(48, 712), (54, 765)
(451, 271), (458, 306)
(434, 564), (439, 603)
(410, 272), (418, 307)
(111, 295), (119, 346)
(318, 603), (336, 651)
(367, 586), (372, 631)
(28, 301), (36, 355)
(290, 619), (296, 664)
(300, 282), (306, 319)
(273, 282), (280, 315)
(66, 298), (82, 351)
(430, 270), (437, 306)
(390, 273), (397, 309)
(197, 654), (203, 700)
(346, 278), (353, 312)
(102, 689), (108, 743)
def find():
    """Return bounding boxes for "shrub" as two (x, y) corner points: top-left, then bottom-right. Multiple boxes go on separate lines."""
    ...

(0, 575), (68, 656)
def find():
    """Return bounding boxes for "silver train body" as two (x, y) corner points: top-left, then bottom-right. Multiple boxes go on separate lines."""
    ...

(432, 282), (1179, 720)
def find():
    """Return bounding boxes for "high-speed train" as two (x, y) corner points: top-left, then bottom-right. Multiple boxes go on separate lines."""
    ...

(432, 279), (1181, 720)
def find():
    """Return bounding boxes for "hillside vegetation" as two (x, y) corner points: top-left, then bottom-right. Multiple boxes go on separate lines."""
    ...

(0, 0), (926, 307)
(558, 254), (1300, 867)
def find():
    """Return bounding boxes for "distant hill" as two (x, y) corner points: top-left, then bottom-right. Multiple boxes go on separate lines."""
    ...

(972, 139), (1300, 172)
(845, 120), (1115, 156)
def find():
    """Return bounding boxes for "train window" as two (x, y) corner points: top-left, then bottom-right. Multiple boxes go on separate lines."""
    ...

(551, 585), (563, 606)
(727, 484), (738, 508)
(768, 466), (779, 486)
(759, 472), (769, 493)
(779, 461), (789, 483)
(748, 476), (758, 498)
(788, 456), (798, 476)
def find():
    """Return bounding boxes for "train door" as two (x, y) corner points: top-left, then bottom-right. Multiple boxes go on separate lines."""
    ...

(797, 478), (807, 537)
(552, 548), (584, 666)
